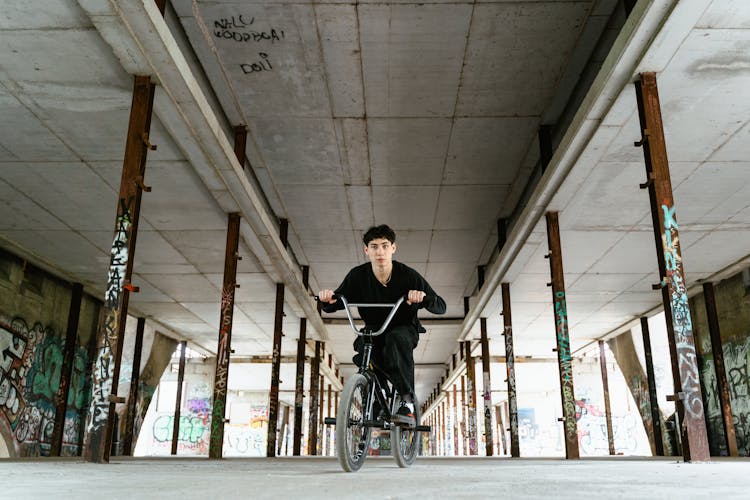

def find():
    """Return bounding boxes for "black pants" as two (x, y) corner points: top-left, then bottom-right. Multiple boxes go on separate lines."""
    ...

(352, 324), (419, 400)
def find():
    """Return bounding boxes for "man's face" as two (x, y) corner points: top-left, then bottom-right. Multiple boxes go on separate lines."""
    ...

(364, 237), (396, 269)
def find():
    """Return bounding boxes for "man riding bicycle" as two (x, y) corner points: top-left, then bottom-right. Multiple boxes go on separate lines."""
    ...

(318, 224), (446, 424)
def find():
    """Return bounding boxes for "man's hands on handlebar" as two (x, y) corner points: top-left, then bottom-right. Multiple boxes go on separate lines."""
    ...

(317, 289), (426, 305)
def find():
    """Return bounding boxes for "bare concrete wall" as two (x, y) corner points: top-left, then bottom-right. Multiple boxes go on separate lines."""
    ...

(690, 270), (750, 456)
(0, 247), (101, 457)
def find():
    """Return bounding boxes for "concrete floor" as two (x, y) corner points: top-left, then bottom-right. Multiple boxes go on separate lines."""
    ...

(1, 456), (750, 499)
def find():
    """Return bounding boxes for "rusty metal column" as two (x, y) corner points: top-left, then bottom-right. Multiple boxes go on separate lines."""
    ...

(318, 374), (325, 455)
(464, 341), (478, 455)
(326, 383), (332, 455)
(703, 282), (738, 456)
(502, 283), (520, 457)
(496, 405), (507, 455)
(51, 282), (83, 456)
(479, 317), (494, 456)
(171, 341), (187, 455)
(209, 212), (241, 459)
(277, 405), (290, 456)
(83, 75), (156, 464)
(641, 317), (665, 456)
(452, 384), (459, 455)
(267, 219), (288, 457)
(307, 341), (321, 455)
(635, 72), (709, 462)
(460, 374), (467, 455)
(545, 211), (579, 459)
(121, 317), (145, 456)
(293, 266), (309, 455)
(598, 340), (616, 455)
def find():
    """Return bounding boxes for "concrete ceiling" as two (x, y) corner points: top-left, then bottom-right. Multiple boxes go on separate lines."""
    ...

(1, 0), (750, 404)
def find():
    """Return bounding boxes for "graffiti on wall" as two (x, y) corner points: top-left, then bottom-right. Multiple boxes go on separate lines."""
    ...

(149, 382), (213, 455)
(224, 405), (268, 456)
(701, 336), (750, 456)
(575, 400), (638, 455)
(0, 317), (88, 456)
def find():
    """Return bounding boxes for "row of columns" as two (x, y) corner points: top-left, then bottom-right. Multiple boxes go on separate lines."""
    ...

(423, 72), (720, 462)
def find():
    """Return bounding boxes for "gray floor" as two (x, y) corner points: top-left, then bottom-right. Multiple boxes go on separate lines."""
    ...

(2, 456), (749, 499)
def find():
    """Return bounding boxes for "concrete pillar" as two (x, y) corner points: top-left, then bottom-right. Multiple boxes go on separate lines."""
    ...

(307, 341), (321, 455)
(464, 341), (478, 455)
(171, 341), (187, 455)
(598, 341), (615, 455)
(121, 317), (145, 456)
(641, 317), (665, 456)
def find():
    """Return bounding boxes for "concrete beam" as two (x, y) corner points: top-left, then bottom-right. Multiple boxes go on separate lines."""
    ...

(76, 0), (330, 345)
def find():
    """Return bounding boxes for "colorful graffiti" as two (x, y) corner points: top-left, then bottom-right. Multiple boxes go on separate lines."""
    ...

(0, 317), (88, 456)
(701, 337), (750, 456)
(575, 400), (638, 455)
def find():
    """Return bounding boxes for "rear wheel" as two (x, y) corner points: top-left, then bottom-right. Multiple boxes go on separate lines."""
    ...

(335, 374), (372, 472)
(391, 395), (421, 468)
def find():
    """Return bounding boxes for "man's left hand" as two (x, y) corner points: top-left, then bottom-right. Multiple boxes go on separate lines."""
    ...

(407, 290), (426, 305)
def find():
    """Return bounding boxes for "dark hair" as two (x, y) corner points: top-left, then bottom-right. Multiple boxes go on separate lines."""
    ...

(362, 225), (396, 246)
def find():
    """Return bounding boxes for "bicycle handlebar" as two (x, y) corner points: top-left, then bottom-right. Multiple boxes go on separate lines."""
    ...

(315, 293), (406, 336)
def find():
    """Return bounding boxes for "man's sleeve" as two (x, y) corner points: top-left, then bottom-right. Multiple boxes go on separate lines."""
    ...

(321, 270), (355, 313)
(416, 274), (446, 315)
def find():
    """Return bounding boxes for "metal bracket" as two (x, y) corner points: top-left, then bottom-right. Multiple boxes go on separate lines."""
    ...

(552, 348), (558, 352)
(666, 392), (685, 402)
(108, 395), (126, 403)
(123, 282), (139, 293)
(652, 280), (666, 290)
(634, 129), (650, 147)
(141, 132), (157, 151)
(546, 282), (552, 287)
(544, 252), (551, 259)
(134, 175), (152, 192)
(639, 173), (654, 189)
(235, 252), (242, 261)
(235, 283), (241, 288)
(557, 417), (566, 422)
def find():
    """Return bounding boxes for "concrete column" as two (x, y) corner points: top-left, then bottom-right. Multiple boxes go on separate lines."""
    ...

(317, 374), (324, 455)
(545, 211), (579, 459)
(83, 75), (156, 464)
(641, 317), (665, 456)
(635, 72), (709, 462)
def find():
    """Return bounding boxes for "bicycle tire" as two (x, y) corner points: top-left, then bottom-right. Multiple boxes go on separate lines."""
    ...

(336, 374), (371, 472)
(391, 395), (421, 468)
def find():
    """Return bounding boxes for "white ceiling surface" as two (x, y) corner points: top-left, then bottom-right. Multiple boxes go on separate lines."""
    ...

(1, 0), (750, 405)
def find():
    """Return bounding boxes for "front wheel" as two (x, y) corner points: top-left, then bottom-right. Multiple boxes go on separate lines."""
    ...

(391, 395), (421, 468)
(336, 374), (372, 472)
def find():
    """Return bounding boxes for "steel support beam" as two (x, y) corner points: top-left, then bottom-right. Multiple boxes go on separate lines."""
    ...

(460, 375), (467, 455)
(703, 282), (738, 457)
(502, 283), (520, 458)
(267, 219), (288, 457)
(464, 341), (478, 455)
(326, 384), (332, 456)
(307, 341), (321, 455)
(318, 374), (324, 455)
(452, 384), (459, 455)
(121, 317), (145, 456)
(545, 211), (579, 459)
(278, 405), (290, 456)
(496, 405), (507, 455)
(479, 318), (493, 456)
(171, 341), (187, 456)
(51, 283), (83, 457)
(635, 72), (709, 462)
(641, 316), (664, 456)
(83, 75), (155, 464)
(293, 266), (309, 456)
(209, 212), (241, 459)
(598, 340), (615, 455)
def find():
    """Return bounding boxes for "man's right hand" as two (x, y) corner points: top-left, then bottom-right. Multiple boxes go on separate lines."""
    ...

(317, 289), (337, 304)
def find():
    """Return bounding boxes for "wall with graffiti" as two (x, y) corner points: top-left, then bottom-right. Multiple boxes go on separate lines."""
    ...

(0, 248), (100, 457)
(690, 270), (750, 456)
(134, 358), (214, 456)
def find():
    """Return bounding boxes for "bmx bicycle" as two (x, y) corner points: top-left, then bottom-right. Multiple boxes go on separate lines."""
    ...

(318, 294), (430, 472)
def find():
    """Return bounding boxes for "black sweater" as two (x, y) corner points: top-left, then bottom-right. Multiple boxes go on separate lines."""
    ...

(322, 261), (446, 333)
